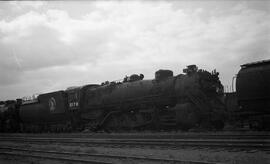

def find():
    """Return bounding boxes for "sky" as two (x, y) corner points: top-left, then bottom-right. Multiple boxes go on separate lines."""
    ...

(0, 0), (269, 100)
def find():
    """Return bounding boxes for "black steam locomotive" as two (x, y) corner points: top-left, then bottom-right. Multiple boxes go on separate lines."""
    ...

(0, 65), (226, 132)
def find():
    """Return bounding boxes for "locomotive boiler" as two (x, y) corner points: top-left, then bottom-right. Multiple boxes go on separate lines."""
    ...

(1, 65), (226, 132)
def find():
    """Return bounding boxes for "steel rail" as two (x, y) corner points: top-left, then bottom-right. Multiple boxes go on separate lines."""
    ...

(0, 147), (217, 164)
(1, 133), (269, 139)
(0, 151), (112, 164)
(1, 137), (269, 145)
(0, 137), (269, 150)
(0, 146), (218, 164)
(1, 136), (269, 141)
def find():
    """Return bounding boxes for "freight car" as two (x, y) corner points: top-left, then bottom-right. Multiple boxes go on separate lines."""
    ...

(235, 60), (270, 130)
(0, 100), (21, 132)
(0, 65), (226, 132)
(224, 60), (270, 130)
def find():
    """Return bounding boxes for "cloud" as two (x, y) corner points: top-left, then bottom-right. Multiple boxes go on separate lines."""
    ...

(0, 1), (269, 99)
(9, 1), (46, 10)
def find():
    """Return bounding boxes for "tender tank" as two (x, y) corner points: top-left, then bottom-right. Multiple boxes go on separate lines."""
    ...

(20, 91), (68, 123)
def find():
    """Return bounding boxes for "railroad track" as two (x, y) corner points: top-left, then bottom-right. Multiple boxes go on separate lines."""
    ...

(0, 146), (217, 164)
(0, 133), (268, 163)
(1, 132), (269, 139)
(0, 136), (269, 151)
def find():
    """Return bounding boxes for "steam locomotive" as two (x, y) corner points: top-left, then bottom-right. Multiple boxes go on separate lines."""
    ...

(0, 65), (226, 132)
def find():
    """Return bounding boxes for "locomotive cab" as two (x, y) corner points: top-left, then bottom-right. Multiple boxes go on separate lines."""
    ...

(66, 87), (81, 111)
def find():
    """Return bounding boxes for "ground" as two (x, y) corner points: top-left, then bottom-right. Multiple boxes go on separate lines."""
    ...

(0, 140), (269, 164)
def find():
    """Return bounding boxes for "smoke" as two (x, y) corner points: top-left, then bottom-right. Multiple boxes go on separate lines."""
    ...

(12, 49), (22, 70)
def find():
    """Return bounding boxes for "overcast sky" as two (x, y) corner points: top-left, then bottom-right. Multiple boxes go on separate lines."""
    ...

(0, 1), (269, 100)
